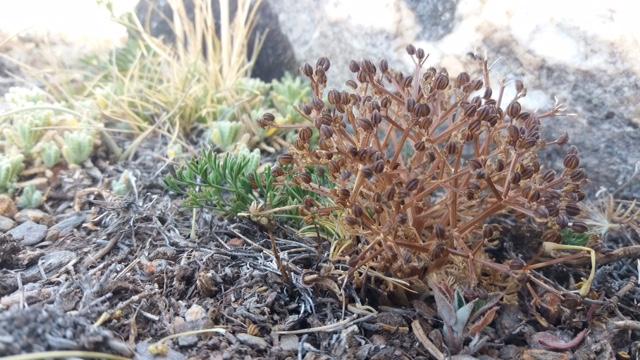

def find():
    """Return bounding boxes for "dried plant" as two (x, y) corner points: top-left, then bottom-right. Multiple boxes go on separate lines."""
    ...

(259, 46), (589, 287)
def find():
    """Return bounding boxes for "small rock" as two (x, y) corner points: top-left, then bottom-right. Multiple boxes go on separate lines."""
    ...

(279, 334), (298, 352)
(236, 333), (268, 350)
(8, 221), (48, 245)
(0, 195), (17, 218)
(14, 209), (51, 224)
(177, 334), (199, 348)
(185, 304), (206, 322)
(0, 215), (15, 232)
(46, 212), (86, 241)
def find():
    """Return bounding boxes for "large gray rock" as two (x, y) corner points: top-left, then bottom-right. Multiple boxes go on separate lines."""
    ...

(268, 0), (640, 197)
(135, 0), (297, 81)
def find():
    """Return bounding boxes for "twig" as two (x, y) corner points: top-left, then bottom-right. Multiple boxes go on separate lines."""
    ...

(411, 320), (444, 360)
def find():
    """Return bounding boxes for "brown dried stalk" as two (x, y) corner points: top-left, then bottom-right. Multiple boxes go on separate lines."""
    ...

(259, 46), (587, 285)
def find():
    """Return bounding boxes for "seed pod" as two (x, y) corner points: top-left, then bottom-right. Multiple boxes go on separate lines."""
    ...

(349, 60), (361, 73)
(298, 127), (312, 142)
(345, 80), (358, 90)
(542, 169), (555, 183)
(416, 48), (425, 60)
(406, 98), (416, 113)
(363, 59), (376, 74)
(527, 189), (541, 202)
(565, 202), (581, 216)
(433, 224), (446, 240)
(575, 191), (586, 201)
(570, 169), (586, 182)
(463, 103), (478, 117)
(418, 116), (433, 130)
(468, 159), (483, 170)
(570, 221), (588, 233)
(362, 167), (374, 179)
(515, 80), (524, 93)
(406, 178), (419, 192)
(563, 154), (580, 169)
(467, 120), (482, 133)
(381, 96), (391, 108)
(303, 197), (316, 209)
(385, 187), (396, 202)
(542, 230), (562, 243)
(476, 105), (493, 122)
(302, 63), (313, 77)
(271, 165), (284, 177)
(345, 216), (359, 226)
(339, 188), (350, 199)
(320, 125), (334, 138)
(403, 75), (414, 88)
(495, 159), (505, 172)
(556, 214), (569, 228)
(427, 151), (436, 162)
(413, 141), (427, 152)
(406, 44), (416, 55)
(340, 170), (352, 181)
(260, 112), (275, 128)
(278, 154), (294, 165)
(302, 104), (313, 115)
(456, 72), (471, 87)
(535, 206), (550, 219)
(507, 125), (520, 143)
(358, 118), (373, 131)
(520, 165), (534, 180)
(352, 204), (364, 218)
(446, 141), (458, 156)
(327, 89), (339, 105)
(434, 73), (449, 90)
(483, 87), (492, 99)
(506, 101), (522, 118)
(312, 97), (324, 111)
(379, 59), (389, 73)
(297, 172), (312, 184)
(473, 79), (484, 91)
(557, 132), (569, 146)
(373, 160), (385, 173)
(415, 103), (431, 117)
(511, 172), (522, 184)
(316, 57), (330, 71)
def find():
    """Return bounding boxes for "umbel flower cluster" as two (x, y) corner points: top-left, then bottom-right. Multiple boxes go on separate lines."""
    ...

(259, 45), (587, 282)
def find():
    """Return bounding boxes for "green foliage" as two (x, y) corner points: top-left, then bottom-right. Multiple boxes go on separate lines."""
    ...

(0, 153), (25, 194)
(40, 141), (62, 168)
(210, 120), (244, 151)
(112, 170), (136, 196)
(561, 228), (590, 246)
(17, 185), (43, 209)
(165, 149), (320, 217)
(270, 72), (311, 124)
(62, 131), (94, 165)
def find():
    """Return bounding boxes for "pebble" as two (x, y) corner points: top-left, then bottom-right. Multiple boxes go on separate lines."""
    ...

(279, 334), (298, 352)
(7, 221), (48, 245)
(46, 212), (86, 241)
(236, 333), (268, 350)
(0, 215), (15, 232)
(14, 209), (51, 224)
(185, 304), (206, 322)
(0, 195), (17, 217)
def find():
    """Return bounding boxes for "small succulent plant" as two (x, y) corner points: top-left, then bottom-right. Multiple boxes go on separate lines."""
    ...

(62, 131), (94, 165)
(17, 185), (43, 209)
(210, 120), (244, 151)
(270, 72), (311, 124)
(0, 153), (25, 194)
(430, 280), (502, 355)
(39, 141), (62, 168)
(112, 170), (136, 196)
